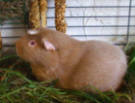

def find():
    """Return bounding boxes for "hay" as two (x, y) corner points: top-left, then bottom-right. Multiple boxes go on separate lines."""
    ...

(0, 0), (29, 24)
(0, 46), (135, 103)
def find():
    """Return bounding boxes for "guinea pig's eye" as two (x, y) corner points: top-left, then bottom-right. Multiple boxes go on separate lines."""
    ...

(28, 40), (37, 47)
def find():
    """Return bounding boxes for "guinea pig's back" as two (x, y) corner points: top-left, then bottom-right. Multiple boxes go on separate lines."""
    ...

(85, 40), (127, 64)
(70, 40), (127, 92)
(85, 40), (127, 67)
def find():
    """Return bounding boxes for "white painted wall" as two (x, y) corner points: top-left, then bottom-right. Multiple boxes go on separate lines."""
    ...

(0, 0), (135, 48)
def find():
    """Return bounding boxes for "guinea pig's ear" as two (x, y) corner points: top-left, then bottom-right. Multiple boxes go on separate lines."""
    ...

(42, 39), (56, 51)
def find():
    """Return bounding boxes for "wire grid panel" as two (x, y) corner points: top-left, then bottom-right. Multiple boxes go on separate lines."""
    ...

(0, 0), (135, 48)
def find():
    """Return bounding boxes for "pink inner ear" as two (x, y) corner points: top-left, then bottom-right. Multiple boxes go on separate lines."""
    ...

(43, 39), (56, 51)
(28, 40), (37, 47)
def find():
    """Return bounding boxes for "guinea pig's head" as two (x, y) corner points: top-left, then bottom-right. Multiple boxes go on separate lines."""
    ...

(16, 29), (59, 67)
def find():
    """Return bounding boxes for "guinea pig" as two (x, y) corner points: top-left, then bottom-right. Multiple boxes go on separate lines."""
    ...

(16, 28), (127, 92)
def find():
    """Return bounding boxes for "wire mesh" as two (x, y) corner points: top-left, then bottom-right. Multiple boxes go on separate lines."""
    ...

(0, 0), (135, 47)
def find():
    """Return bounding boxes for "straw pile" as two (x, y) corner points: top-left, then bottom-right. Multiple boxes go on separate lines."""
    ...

(0, 0), (28, 23)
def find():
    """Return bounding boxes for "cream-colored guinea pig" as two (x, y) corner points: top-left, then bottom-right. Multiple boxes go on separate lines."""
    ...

(16, 28), (127, 92)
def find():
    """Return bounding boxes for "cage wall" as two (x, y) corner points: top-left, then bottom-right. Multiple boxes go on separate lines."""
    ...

(0, 0), (135, 50)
